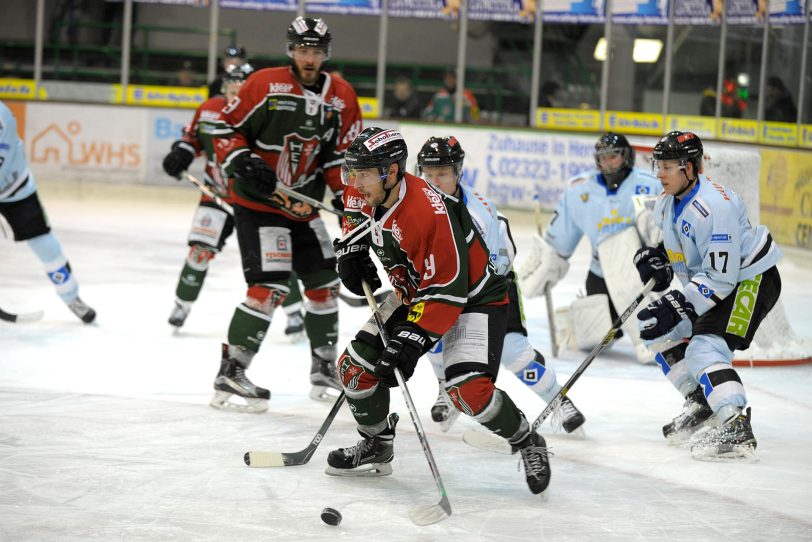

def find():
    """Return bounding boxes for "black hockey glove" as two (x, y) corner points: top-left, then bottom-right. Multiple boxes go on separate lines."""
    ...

(637, 290), (697, 342)
(375, 323), (429, 387)
(634, 244), (673, 292)
(333, 238), (381, 297)
(233, 153), (278, 196)
(162, 140), (195, 179)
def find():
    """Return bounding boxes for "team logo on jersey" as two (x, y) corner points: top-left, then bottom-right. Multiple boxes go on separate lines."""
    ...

(635, 185), (651, 195)
(581, 193), (589, 202)
(278, 134), (320, 186)
(338, 353), (364, 390)
(681, 219), (692, 237)
(407, 302), (425, 323)
(697, 284), (715, 298)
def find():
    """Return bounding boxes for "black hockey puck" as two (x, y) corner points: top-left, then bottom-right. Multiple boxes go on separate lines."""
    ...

(321, 507), (342, 526)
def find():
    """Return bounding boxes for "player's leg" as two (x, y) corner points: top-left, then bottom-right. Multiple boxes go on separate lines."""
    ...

(425, 340), (459, 431)
(169, 200), (232, 328)
(210, 207), (290, 412)
(326, 295), (407, 476)
(442, 305), (551, 495)
(687, 266), (781, 461)
(0, 192), (95, 323)
(293, 217), (342, 401)
(281, 272), (305, 338)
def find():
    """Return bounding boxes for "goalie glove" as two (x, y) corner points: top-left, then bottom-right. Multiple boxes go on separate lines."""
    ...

(162, 140), (195, 179)
(519, 235), (569, 298)
(637, 290), (696, 343)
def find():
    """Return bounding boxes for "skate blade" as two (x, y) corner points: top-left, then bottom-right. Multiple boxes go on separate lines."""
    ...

(309, 385), (341, 403)
(438, 409), (460, 433)
(285, 330), (306, 343)
(667, 420), (715, 447)
(564, 426), (586, 440)
(690, 443), (759, 463)
(209, 391), (268, 413)
(324, 462), (393, 477)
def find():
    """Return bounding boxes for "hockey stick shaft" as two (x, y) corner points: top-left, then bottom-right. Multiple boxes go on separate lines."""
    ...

(534, 196), (560, 358)
(362, 281), (451, 525)
(181, 171), (235, 215)
(338, 290), (393, 308)
(0, 307), (44, 323)
(530, 278), (656, 433)
(244, 392), (346, 467)
(274, 183), (345, 217)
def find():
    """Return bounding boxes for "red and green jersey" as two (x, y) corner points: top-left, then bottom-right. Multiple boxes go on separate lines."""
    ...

(182, 95), (233, 202)
(213, 67), (362, 221)
(342, 172), (507, 340)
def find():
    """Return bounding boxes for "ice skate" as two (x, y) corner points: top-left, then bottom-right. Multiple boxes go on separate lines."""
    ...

(430, 380), (459, 432)
(210, 344), (269, 413)
(168, 300), (191, 328)
(325, 413), (398, 477)
(284, 309), (305, 342)
(663, 385), (713, 444)
(67, 297), (96, 324)
(309, 346), (341, 402)
(510, 429), (552, 496)
(690, 407), (757, 462)
(551, 395), (586, 436)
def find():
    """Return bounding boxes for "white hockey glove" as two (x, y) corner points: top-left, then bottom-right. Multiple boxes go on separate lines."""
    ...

(519, 235), (569, 298)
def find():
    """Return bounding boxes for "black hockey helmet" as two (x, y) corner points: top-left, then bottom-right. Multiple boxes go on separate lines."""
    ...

(341, 127), (408, 186)
(594, 132), (635, 190)
(224, 44), (246, 59)
(287, 17), (332, 61)
(220, 63), (254, 95)
(652, 131), (704, 172)
(417, 136), (466, 183)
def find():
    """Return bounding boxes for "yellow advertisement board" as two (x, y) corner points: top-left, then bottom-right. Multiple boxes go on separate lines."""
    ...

(799, 125), (812, 149)
(760, 148), (812, 250)
(759, 122), (798, 147)
(718, 118), (759, 143)
(535, 108), (601, 132)
(0, 78), (47, 100)
(604, 111), (664, 135)
(666, 115), (717, 139)
(358, 96), (379, 119)
(112, 84), (207, 108)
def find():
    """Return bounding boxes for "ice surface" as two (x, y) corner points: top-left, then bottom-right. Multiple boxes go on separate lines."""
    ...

(1, 182), (811, 541)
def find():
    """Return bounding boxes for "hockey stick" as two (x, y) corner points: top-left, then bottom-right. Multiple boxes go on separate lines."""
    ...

(274, 184), (345, 217)
(362, 281), (451, 526)
(463, 278), (657, 453)
(181, 171), (235, 215)
(0, 306), (44, 323)
(339, 290), (392, 308)
(244, 391), (346, 468)
(534, 195), (559, 358)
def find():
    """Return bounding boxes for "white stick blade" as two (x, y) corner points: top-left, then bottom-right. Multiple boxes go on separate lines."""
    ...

(244, 451), (285, 468)
(408, 502), (451, 526)
(462, 429), (513, 455)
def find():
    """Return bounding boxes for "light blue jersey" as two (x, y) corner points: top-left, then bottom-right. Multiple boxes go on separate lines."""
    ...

(545, 167), (662, 277)
(459, 184), (515, 276)
(0, 101), (36, 203)
(653, 175), (782, 317)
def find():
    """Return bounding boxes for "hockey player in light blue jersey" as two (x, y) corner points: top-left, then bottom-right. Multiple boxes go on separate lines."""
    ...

(634, 131), (782, 461)
(0, 101), (95, 323)
(520, 132), (663, 362)
(417, 136), (586, 435)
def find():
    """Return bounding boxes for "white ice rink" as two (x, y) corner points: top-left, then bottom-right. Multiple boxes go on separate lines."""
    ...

(1, 181), (811, 541)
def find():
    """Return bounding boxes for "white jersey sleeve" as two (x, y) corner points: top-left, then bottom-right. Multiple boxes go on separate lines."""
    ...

(461, 185), (514, 276)
(0, 101), (36, 202)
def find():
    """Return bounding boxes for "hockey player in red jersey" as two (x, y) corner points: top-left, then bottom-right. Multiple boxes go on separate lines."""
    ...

(327, 127), (551, 496)
(208, 16), (363, 412)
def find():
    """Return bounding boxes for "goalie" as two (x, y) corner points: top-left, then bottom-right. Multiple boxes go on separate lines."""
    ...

(520, 132), (662, 363)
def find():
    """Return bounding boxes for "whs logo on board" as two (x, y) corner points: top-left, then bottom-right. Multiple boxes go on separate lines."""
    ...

(29, 121), (140, 169)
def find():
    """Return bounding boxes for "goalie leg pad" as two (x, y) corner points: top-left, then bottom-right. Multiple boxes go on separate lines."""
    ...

(570, 294), (613, 350)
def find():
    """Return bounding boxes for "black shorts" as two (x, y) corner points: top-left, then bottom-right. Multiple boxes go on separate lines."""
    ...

(0, 190), (51, 241)
(691, 265), (781, 352)
(505, 272), (528, 336)
(233, 205), (337, 284)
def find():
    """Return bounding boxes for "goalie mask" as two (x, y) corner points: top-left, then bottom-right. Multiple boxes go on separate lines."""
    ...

(287, 17), (332, 61)
(417, 136), (466, 184)
(594, 132), (635, 190)
(341, 127), (408, 188)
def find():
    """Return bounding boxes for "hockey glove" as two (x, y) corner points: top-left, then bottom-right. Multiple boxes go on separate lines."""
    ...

(233, 153), (278, 196)
(162, 140), (195, 179)
(333, 238), (381, 297)
(637, 290), (696, 342)
(634, 245), (673, 292)
(375, 323), (429, 387)
(519, 235), (570, 298)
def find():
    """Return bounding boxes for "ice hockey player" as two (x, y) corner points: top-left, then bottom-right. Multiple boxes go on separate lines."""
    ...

(416, 135), (585, 435)
(161, 64), (305, 338)
(634, 131), (782, 461)
(520, 132), (662, 363)
(207, 16), (362, 412)
(207, 44), (248, 99)
(0, 100), (96, 324)
(328, 127), (551, 496)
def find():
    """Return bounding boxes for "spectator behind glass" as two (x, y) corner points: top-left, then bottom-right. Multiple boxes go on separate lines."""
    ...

(422, 69), (479, 123)
(764, 76), (798, 123)
(539, 80), (560, 108)
(175, 60), (197, 87)
(387, 76), (421, 119)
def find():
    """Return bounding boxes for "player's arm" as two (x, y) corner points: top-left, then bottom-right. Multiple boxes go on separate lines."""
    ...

(334, 185), (380, 297)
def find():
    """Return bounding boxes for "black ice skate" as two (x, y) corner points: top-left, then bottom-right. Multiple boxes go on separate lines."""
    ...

(690, 407), (757, 462)
(210, 344), (270, 413)
(510, 430), (552, 496)
(284, 309), (305, 341)
(309, 346), (341, 402)
(67, 297), (96, 324)
(430, 380), (459, 432)
(551, 395), (586, 435)
(326, 413), (399, 477)
(663, 385), (713, 444)
(168, 300), (191, 328)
